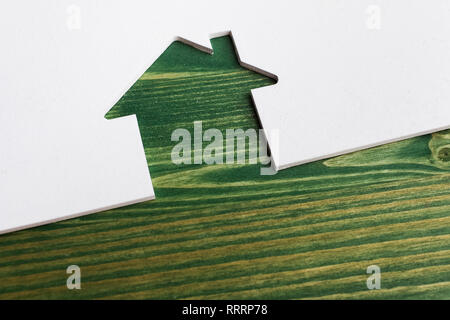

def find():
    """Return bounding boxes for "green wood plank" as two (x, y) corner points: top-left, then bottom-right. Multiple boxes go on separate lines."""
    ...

(0, 36), (449, 299)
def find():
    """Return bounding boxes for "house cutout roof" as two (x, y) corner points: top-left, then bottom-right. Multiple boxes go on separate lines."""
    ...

(105, 35), (277, 122)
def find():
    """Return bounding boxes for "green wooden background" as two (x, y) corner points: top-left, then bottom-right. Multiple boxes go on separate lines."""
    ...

(0, 36), (449, 299)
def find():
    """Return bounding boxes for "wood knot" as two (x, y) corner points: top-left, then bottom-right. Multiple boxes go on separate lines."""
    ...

(437, 147), (450, 162)
(429, 129), (450, 166)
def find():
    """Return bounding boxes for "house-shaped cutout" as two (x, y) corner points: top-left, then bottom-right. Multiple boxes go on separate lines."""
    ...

(105, 35), (277, 170)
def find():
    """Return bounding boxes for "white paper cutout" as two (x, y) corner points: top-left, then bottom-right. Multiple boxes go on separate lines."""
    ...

(2, 0), (450, 233)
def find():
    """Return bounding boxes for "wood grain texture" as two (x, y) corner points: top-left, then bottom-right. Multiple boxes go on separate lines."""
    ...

(0, 37), (449, 299)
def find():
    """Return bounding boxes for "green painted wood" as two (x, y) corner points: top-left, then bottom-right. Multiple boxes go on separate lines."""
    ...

(0, 36), (449, 299)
